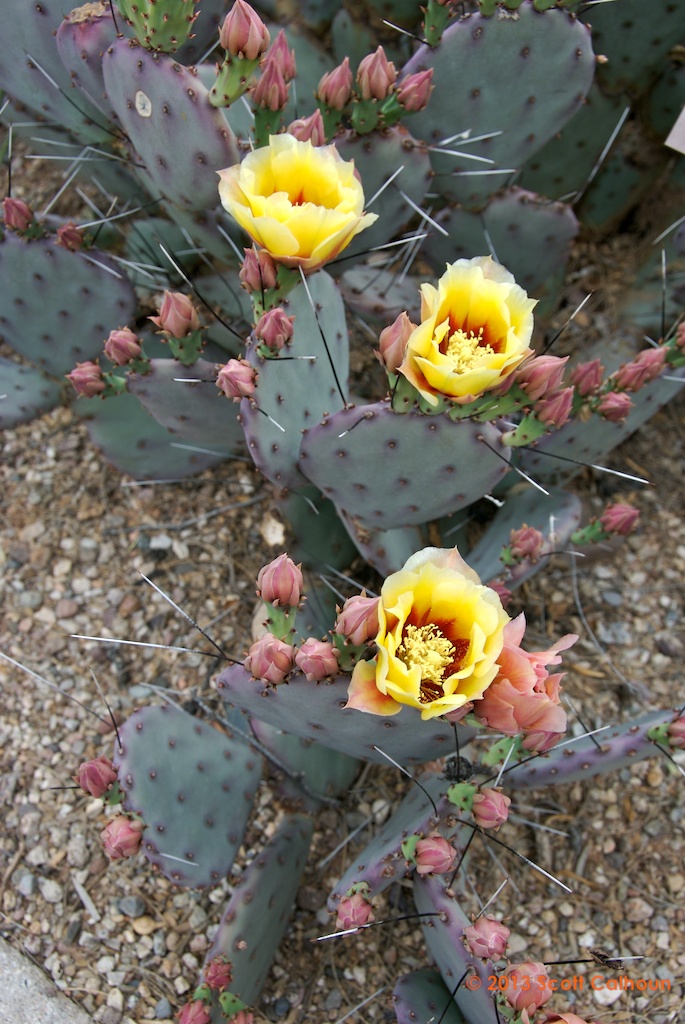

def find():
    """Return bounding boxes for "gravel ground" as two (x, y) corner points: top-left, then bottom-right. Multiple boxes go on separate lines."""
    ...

(2, 394), (684, 1024)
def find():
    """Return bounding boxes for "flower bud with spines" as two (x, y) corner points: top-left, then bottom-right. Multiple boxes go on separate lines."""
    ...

(335, 890), (375, 930)
(244, 634), (294, 685)
(596, 390), (632, 421)
(516, 354), (569, 402)
(376, 312), (416, 375)
(257, 553), (303, 608)
(599, 503), (639, 536)
(210, 1), (270, 107)
(176, 1000), (211, 1024)
(287, 110), (326, 146)
(294, 638), (339, 681)
(74, 756), (117, 798)
(471, 788), (511, 830)
(569, 357), (604, 397)
(413, 833), (457, 875)
(255, 307), (295, 353)
(396, 69), (434, 112)
(67, 361), (106, 398)
(239, 247), (278, 293)
(100, 816), (144, 860)
(216, 359), (257, 401)
(463, 914), (510, 959)
(104, 327), (142, 366)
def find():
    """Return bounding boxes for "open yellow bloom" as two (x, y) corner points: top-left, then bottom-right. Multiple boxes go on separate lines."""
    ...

(217, 134), (377, 273)
(399, 256), (536, 405)
(346, 547), (510, 721)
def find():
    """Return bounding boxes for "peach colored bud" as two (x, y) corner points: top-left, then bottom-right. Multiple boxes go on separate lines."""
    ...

(204, 954), (233, 991)
(502, 962), (553, 1015)
(104, 327), (142, 365)
(667, 717), (685, 748)
(536, 386), (573, 427)
(597, 390), (632, 421)
(216, 358), (257, 401)
(509, 524), (545, 562)
(74, 756), (117, 798)
(67, 361), (105, 397)
(230, 1013), (254, 1024)
(2, 197), (34, 232)
(294, 638), (339, 681)
(356, 46), (396, 101)
(544, 1014), (602, 1024)
(463, 914), (510, 959)
(56, 223), (84, 251)
(317, 57), (353, 110)
(569, 357), (604, 397)
(239, 247), (278, 292)
(471, 788), (510, 830)
(396, 69), (434, 112)
(257, 553), (303, 607)
(219, 0), (270, 60)
(149, 291), (200, 338)
(287, 109), (326, 146)
(376, 311), (416, 374)
(516, 355), (568, 402)
(268, 29), (296, 81)
(599, 502), (639, 536)
(100, 816), (144, 860)
(618, 346), (667, 391)
(414, 833), (457, 875)
(252, 58), (289, 111)
(333, 594), (380, 646)
(244, 634), (294, 684)
(176, 1000), (212, 1024)
(255, 307), (295, 350)
(336, 892), (375, 930)
(676, 322), (685, 351)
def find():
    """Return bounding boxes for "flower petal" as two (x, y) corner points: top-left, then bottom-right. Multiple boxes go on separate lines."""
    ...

(346, 659), (402, 716)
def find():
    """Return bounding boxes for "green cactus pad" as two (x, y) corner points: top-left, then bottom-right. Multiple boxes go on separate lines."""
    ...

(404, 2), (595, 209)
(204, 812), (313, 1005)
(250, 719), (360, 806)
(55, 5), (120, 124)
(240, 270), (350, 488)
(0, 233), (136, 378)
(278, 486), (357, 571)
(102, 39), (240, 210)
(0, 358), (63, 429)
(299, 403), (511, 530)
(217, 665), (460, 765)
(340, 267), (422, 323)
(114, 704), (263, 887)
(339, 512), (425, 577)
(393, 969), (465, 1024)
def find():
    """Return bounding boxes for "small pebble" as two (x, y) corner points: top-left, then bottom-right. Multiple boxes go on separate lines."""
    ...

(155, 998), (173, 1019)
(38, 878), (63, 904)
(273, 997), (291, 1018)
(118, 895), (146, 918)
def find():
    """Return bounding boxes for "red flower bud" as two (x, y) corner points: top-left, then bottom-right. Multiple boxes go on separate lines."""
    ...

(219, 0), (270, 60)
(204, 954), (233, 991)
(100, 816), (144, 860)
(356, 47), (396, 101)
(268, 30), (296, 82)
(536, 386), (573, 427)
(569, 357), (604, 397)
(104, 327), (142, 365)
(252, 58), (289, 111)
(255, 307), (295, 351)
(56, 223), (84, 251)
(317, 57), (353, 111)
(471, 788), (510, 830)
(509, 524), (545, 563)
(599, 502), (639, 536)
(596, 390), (632, 422)
(2, 197), (34, 232)
(257, 553), (303, 607)
(516, 355), (568, 402)
(67, 361), (105, 398)
(414, 833), (457, 875)
(294, 638), (339, 681)
(376, 311), (416, 374)
(463, 914), (510, 959)
(501, 962), (553, 1015)
(74, 756), (117, 798)
(239, 247), (278, 292)
(244, 634), (294, 684)
(176, 999), (212, 1024)
(149, 291), (200, 338)
(335, 892), (375, 930)
(333, 594), (380, 646)
(287, 109), (326, 146)
(216, 358), (257, 401)
(396, 69), (434, 112)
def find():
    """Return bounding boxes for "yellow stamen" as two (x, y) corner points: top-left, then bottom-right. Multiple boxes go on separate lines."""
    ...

(397, 624), (455, 685)
(445, 325), (494, 372)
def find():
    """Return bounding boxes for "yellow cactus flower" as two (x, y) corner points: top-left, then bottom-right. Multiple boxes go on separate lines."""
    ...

(346, 547), (510, 721)
(217, 133), (377, 273)
(399, 256), (536, 405)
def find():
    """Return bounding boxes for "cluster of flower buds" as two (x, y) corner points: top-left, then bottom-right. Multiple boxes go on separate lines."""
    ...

(463, 914), (510, 960)
(216, 358), (257, 401)
(100, 815), (144, 860)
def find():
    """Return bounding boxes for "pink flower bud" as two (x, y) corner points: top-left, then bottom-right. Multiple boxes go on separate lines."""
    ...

(294, 638), (339, 681)
(356, 46), (396, 101)
(268, 29), (296, 81)
(516, 355), (569, 402)
(287, 109), (326, 146)
(240, 247), (278, 292)
(204, 954), (233, 991)
(257, 553), (303, 607)
(471, 788), (510, 830)
(216, 358), (257, 401)
(74, 756), (117, 798)
(252, 58), (289, 111)
(596, 390), (632, 422)
(443, 701), (474, 723)
(544, 1014), (602, 1024)
(501, 962), (553, 1016)
(56, 223), (84, 251)
(569, 357), (604, 397)
(376, 311), (416, 374)
(244, 634), (294, 684)
(396, 69), (434, 112)
(219, 0), (270, 60)
(2, 197), (34, 232)
(67, 361), (105, 397)
(536, 386), (574, 428)
(104, 327), (142, 365)
(176, 1000), (212, 1024)
(100, 816), (144, 860)
(317, 57), (353, 111)
(335, 892), (375, 930)
(599, 502), (639, 536)
(509, 524), (545, 563)
(149, 291), (200, 338)
(231, 1013), (254, 1024)
(667, 717), (685, 748)
(255, 307), (295, 350)
(676, 322), (685, 352)
(333, 594), (380, 646)
(414, 833), (457, 875)
(614, 347), (667, 391)
(463, 914), (510, 960)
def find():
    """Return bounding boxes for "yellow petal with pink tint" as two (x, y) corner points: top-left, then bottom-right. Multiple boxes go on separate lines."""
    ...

(346, 659), (402, 716)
